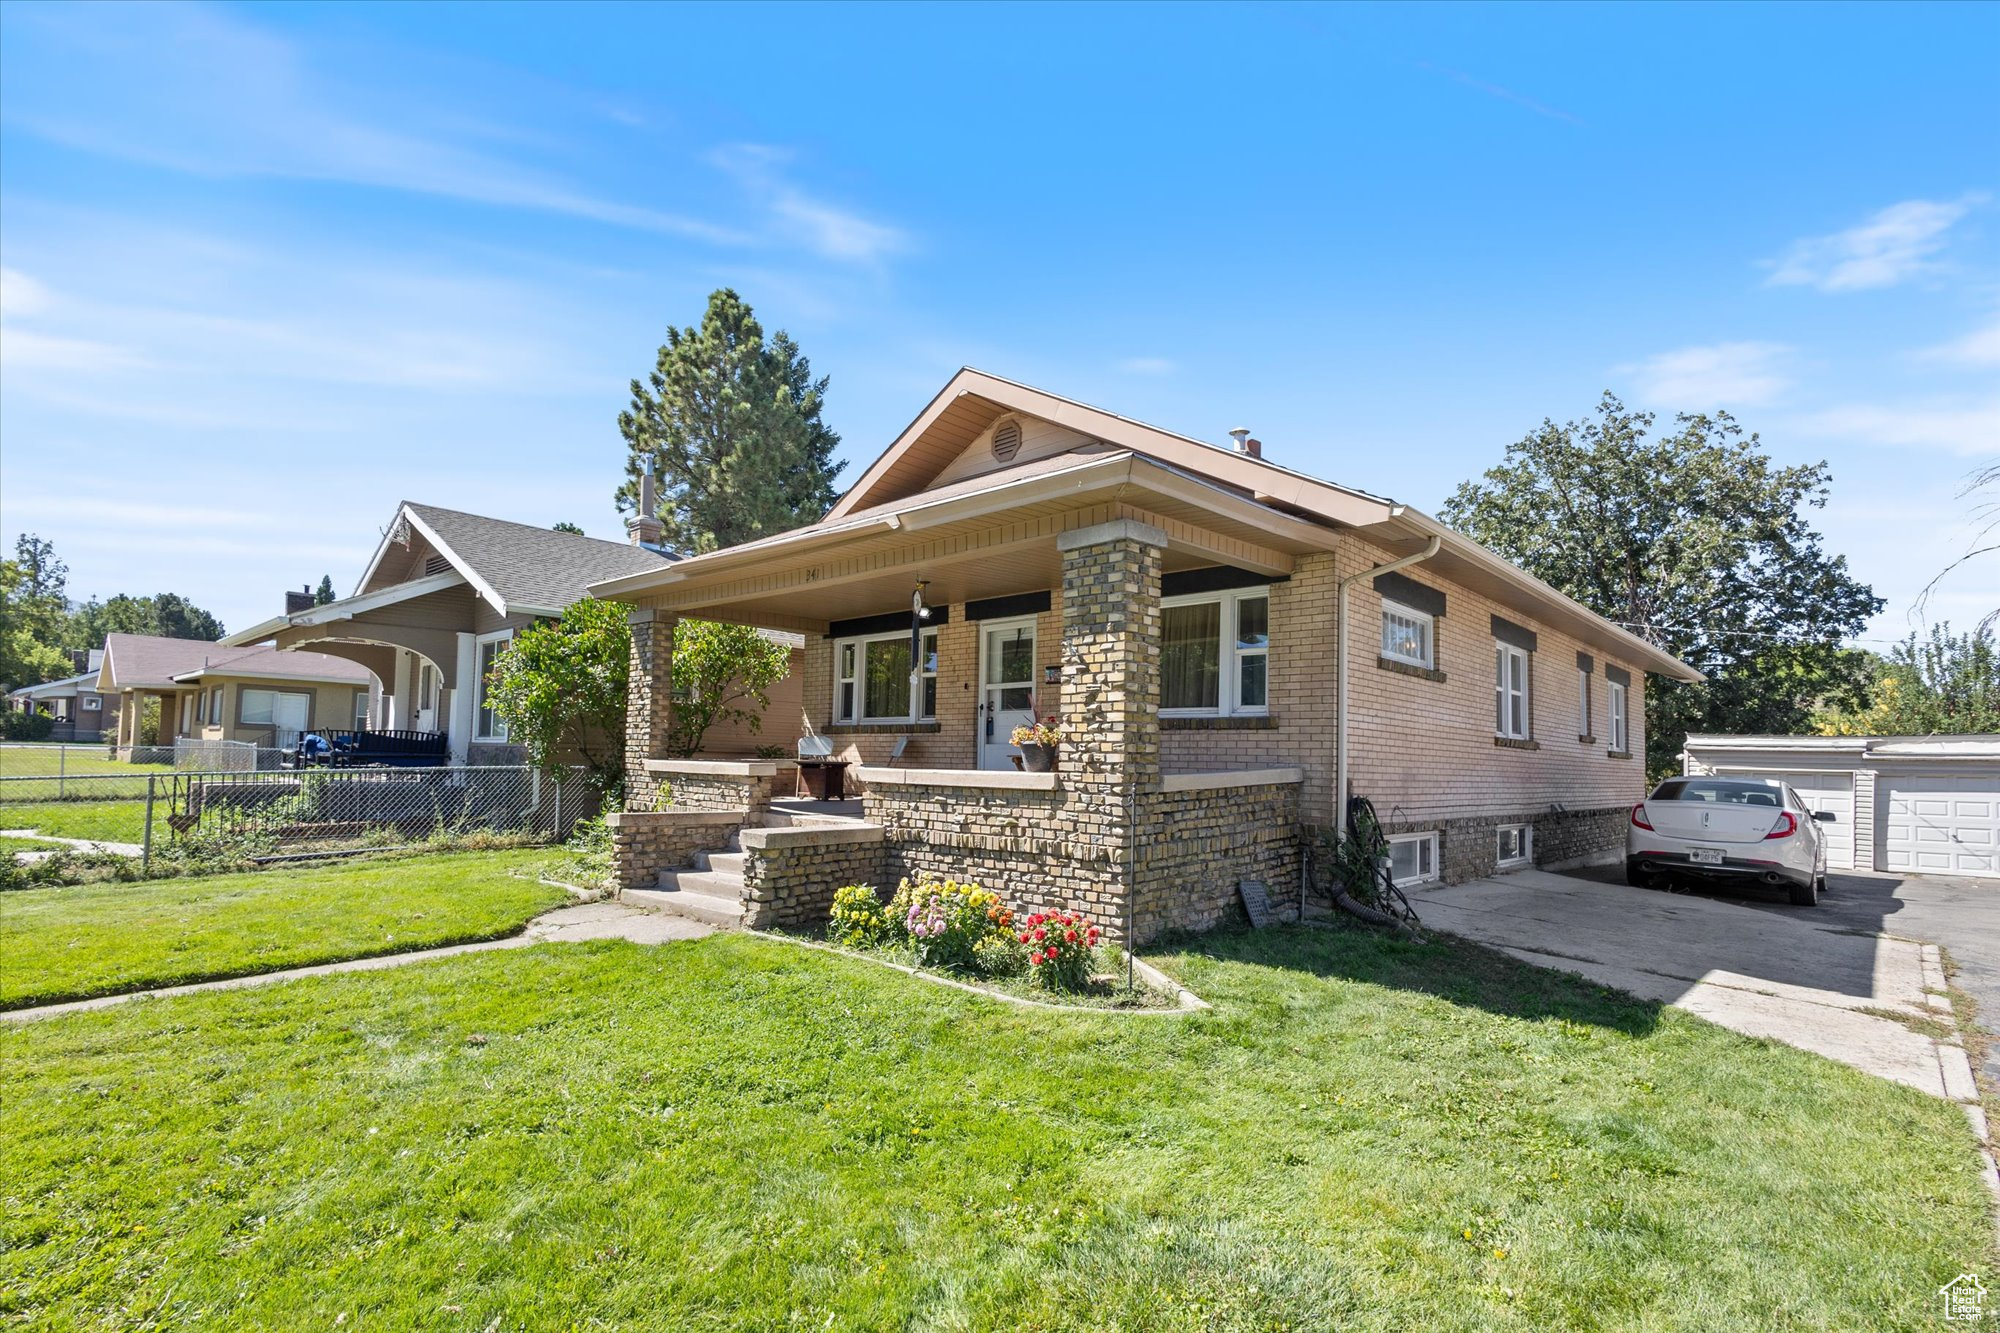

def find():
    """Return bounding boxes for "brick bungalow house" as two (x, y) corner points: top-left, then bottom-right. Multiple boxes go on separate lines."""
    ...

(592, 370), (1701, 942)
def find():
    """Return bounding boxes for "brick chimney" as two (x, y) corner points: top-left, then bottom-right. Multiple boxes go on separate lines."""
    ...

(284, 584), (314, 614)
(626, 459), (665, 548)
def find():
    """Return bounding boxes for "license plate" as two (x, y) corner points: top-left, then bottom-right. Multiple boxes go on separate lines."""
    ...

(1689, 848), (1725, 866)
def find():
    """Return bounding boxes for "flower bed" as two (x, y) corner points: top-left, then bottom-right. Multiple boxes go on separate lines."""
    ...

(824, 875), (1178, 1010)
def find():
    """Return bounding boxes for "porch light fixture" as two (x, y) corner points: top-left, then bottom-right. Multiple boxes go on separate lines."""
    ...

(909, 581), (931, 689)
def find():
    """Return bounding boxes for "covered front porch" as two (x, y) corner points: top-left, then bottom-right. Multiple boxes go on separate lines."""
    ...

(596, 454), (1369, 940)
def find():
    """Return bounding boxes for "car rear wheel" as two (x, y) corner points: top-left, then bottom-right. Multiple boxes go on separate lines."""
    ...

(1789, 875), (1819, 907)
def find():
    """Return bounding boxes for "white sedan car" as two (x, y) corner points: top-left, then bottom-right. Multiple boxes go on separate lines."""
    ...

(1627, 776), (1834, 905)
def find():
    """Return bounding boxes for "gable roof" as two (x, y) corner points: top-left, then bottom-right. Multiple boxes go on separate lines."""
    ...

(97, 634), (373, 692)
(358, 502), (675, 617)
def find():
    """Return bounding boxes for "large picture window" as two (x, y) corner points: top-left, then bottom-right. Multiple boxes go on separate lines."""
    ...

(240, 688), (310, 734)
(1162, 590), (1269, 716)
(833, 629), (938, 724)
(475, 630), (512, 740)
(1380, 600), (1433, 669)
(1494, 641), (1530, 739)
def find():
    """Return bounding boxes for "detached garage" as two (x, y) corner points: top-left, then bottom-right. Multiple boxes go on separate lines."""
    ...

(1683, 735), (2000, 880)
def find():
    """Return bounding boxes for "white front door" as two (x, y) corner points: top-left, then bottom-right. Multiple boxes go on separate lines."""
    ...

(413, 662), (439, 733)
(978, 617), (1039, 771)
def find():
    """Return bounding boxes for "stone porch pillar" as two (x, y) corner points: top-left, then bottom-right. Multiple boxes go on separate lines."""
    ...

(1056, 518), (1165, 937)
(624, 608), (678, 810)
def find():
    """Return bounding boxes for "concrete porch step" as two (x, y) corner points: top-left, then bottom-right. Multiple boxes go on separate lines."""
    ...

(623, 876), (745, 929)
(694, 849), (746, 876)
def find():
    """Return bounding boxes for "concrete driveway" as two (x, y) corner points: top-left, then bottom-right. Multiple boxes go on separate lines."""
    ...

(1413, 867), (1975, 1102)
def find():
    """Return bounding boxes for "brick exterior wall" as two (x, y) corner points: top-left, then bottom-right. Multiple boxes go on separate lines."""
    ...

(624, 610), (676, 810)
(1134, 781), (1301, 940)
(740, 825), (888, 930)
(660, 769), (788, 815)
(606, 809), (743, 888)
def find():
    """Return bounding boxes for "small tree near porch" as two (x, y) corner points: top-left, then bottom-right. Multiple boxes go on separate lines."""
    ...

(664, 620), (790, 758)
(483, 599), (631, 793)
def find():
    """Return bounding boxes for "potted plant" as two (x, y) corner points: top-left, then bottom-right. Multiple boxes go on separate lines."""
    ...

(1009, 715), (1070, 772)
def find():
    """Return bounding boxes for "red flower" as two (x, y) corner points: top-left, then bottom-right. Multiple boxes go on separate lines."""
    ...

(1018, 932), (1030, 944)
(1065, 929), (1078, 943)
(1030, 952), (1044, 966)
(1033, 929), (1046, 942)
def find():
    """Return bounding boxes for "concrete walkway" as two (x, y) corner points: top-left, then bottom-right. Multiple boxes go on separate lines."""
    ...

(1, 828), (144, 858)
(1414, 868), (1974, 1102)
(1, 901), (709, 1023)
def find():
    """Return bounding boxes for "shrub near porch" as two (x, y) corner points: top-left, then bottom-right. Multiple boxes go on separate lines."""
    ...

(2, 924), (1986, 1329)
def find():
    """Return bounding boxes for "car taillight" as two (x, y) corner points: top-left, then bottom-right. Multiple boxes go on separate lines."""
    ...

(1630, 803), (1654, 831)
(1764, 811), (1797, 840)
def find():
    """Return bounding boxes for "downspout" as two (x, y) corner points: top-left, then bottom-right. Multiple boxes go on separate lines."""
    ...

(1334, 535), (1442, 847)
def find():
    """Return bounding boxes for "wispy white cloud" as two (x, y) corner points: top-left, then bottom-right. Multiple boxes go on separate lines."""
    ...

(1918, 316), (2000, 368)
(1621, 342), (1794, 408)
(1414, 62), (1584, 125)
(1794, 399), (2000, 456)
(1766, 197), (1980, 292)
(1117, 357), (1176, 376)
(712, 145), (909, 263)
(1, 4), (742, 244)
(0, 268), (54, 318)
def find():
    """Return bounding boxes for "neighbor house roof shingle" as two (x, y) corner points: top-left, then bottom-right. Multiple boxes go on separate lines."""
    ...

(98, 634), (373, 691)
(400, 503), (675, 615)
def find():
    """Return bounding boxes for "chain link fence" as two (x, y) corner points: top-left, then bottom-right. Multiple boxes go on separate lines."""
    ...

(0, 743), (171, 802)
(147, 764), (600, 863)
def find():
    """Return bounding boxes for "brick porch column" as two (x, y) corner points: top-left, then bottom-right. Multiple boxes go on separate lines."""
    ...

(1056, 519), (1165, 936)
(624, 608), (677, 810)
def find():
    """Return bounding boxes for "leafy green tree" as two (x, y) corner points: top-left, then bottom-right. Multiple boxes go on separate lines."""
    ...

(0, 548), (72, 690)
(664, 619), (793, 759)
(483, 599), (633, 792)
(1441, 394), (1881, 780)
(1813, 625), (2000, 735)
(314, 576), (337, 605)
(69, 593), (224, 647)
(617, 288), (844, 553)
(551, 522), (587, 535)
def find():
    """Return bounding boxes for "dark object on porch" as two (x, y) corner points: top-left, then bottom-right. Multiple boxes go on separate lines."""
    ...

(794, 734), (849, 800)
(287, 728), (449, 769)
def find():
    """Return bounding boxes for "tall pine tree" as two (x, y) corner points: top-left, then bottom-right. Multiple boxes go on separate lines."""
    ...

(617, 290), (843, 553)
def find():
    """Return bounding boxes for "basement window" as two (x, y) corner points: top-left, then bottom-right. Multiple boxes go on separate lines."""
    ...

(1496, 824), (1532, 869)
(1387, 832), (1439, 887)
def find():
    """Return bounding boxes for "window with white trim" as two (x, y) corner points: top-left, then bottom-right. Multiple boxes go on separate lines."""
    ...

(240, 688), (309, 728)
(1578, 667), (1592, 739)
(1608, 680), (1628, 754)
(1161, 589), (1269, 715)
(1494, 641), (1530, 739)
(208, 687), (223, 726)
(82, 694), (101, 711)
(1497, 824), (1532, 868)
(353, 689), (370, 729)
(1380, 600), (1434, 669)
(1387, 831), (1439, 887)
(832, 628), (938, 724)
(475, 630), (512, 740)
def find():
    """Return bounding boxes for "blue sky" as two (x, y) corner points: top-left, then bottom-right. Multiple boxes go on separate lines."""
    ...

(2, 1), (1994, 645)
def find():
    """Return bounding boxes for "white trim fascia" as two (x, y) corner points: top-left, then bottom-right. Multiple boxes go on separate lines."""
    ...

(218, 615), (291, 648)
(170, 668), (373, 687)
(399, 508), (511, 616)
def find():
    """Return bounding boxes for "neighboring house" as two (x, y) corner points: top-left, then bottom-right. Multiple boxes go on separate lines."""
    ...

(1684, 734), (2000, 879)
(592, 369), (1702, 942)
(96, 634), (374, 756)
(222, 501), (805, 765)
(7, 650), (117, 741)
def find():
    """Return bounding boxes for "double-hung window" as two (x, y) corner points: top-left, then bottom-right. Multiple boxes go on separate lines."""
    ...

(1380, 600), (1434, 669)
(1494, 642), (1530, 739)
(832, 629), (938, 724)
(474, 630), (512, 741)
(1608, 680), (1628, 754)
(1161, 589), (1269, 716)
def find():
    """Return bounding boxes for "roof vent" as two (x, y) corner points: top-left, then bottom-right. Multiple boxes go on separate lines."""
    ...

(991, 418), (1023, 463)
(424, 554), (451, 576)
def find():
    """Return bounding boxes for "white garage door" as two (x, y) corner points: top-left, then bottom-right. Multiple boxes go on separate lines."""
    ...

(1883, 776), (2000, 879)
(1717, 769), (1855, 869)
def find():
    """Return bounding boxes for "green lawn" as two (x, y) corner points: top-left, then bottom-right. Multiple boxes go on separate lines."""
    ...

(0, 800), (149, 845)
(0, 850), (567, 1009)
(0, 745), (168, 778)
(1, 924), (1984, 1329)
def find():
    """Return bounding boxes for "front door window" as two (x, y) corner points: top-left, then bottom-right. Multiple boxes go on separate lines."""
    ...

(979, 619), (1038, 770)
